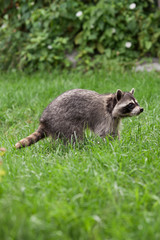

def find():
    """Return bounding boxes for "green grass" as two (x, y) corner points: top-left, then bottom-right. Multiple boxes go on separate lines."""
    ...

(0, 68), (160, 240)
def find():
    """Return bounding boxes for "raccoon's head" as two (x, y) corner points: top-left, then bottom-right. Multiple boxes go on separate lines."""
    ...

(112, 88), (143, 118)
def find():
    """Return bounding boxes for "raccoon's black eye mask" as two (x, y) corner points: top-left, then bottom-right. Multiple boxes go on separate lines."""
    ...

(127, 103), (135, 109)
(122, 103), (135, 113)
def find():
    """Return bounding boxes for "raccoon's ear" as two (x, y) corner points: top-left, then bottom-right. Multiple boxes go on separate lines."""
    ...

(130, 88), (135, 95)
(116, 89), (123, 101)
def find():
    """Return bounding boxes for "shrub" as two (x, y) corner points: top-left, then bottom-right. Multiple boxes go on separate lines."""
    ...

(0, 0), (159, 71)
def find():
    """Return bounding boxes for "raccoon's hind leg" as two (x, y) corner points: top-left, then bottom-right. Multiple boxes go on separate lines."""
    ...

(15, 124), (47, 149)
(55, 124), (84, 144)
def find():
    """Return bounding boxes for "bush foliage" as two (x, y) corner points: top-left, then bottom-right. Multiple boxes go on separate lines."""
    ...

(0, 0), (160, 71)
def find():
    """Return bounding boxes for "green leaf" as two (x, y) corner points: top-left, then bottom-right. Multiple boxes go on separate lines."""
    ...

(105, 48), (111, 58)
(74, 32), (83, 45)
(97, 43), (105, 54)
(145, 41), (152, 50)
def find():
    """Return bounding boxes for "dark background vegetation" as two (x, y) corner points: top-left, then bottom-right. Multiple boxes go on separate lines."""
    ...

(0, 0), (160, 72)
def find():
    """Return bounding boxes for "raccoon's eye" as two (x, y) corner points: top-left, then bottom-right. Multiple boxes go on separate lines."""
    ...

(127, 103), (135, 109)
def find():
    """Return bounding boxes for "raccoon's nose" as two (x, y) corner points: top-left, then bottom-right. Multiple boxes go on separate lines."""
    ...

(140, 108), (144, 113)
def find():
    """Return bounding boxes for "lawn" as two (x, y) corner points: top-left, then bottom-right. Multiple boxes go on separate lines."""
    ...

(0, 68), (160, 240)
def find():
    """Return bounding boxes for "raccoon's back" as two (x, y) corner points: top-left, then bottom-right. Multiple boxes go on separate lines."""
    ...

(40, 89), (105, 126)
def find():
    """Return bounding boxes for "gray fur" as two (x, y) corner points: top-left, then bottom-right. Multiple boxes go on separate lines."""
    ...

(15, 88), (143, 149)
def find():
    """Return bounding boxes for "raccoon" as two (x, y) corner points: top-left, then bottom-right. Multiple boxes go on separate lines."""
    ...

(15, 88), (143, 149)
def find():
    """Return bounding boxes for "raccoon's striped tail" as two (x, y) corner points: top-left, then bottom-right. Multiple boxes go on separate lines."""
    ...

(15, 125), (46, 149)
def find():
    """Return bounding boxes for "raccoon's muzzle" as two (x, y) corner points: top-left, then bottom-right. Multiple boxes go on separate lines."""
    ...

(15, 125), (46, 149)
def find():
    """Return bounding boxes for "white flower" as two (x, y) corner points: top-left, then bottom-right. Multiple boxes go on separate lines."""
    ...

(47, 45), (52, 49)
(129, 3), (136, 10)
(76, 11), (83, 17)
(1, 24), (7, 29)
(125, 42), (132, 48)
(112, 28), (116, 34)
(21, 186), (26, 192)
(93, 215), (101, 223)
